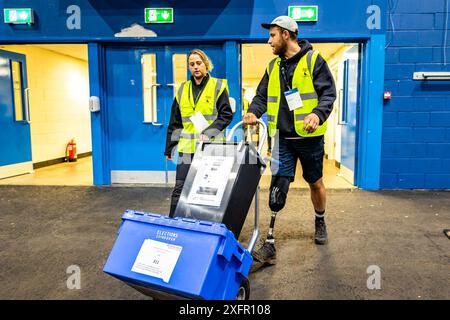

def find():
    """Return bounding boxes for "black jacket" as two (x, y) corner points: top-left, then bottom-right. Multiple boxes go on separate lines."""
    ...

(164, 74), (233, 156)
(248, 40), (336, 138)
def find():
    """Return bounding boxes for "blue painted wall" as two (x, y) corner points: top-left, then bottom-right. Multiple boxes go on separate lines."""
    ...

(381, 0), (450, 189)
(0, 0), (385, 41)
(0, 0), (390, 188)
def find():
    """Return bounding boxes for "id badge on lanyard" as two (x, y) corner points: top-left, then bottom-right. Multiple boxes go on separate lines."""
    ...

(284, 88), (303, 111)
(281, 65), (303, 111)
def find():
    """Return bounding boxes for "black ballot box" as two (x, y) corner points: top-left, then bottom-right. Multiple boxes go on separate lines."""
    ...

(174, 141), (265, 238)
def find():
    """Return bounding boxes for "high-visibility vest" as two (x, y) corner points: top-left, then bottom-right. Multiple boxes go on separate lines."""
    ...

(243, 98), (250, 114)
(175, 76), (228, 154)
(266, 50), (327, 138)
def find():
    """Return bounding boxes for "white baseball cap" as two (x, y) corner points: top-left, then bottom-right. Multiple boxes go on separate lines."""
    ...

(261, 15), (299, 33)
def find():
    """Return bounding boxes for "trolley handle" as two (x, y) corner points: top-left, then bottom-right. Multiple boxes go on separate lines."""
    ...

(226, 120), (268, 155)
(227, 119), (268, 254)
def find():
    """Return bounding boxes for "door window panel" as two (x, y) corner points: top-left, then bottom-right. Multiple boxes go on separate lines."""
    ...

(172, 54), (187, 97)
(142, 54), (157, 123)
(11, 60), (24, 121)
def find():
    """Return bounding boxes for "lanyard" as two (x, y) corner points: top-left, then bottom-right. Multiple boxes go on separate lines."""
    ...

(188, 78), (207, 108)
(280, 64), (292, 91)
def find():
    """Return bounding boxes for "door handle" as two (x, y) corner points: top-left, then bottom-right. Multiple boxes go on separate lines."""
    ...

(338, 89), (347, 125)
(150, 84), (163, 126)
(24, 88), (31, 123)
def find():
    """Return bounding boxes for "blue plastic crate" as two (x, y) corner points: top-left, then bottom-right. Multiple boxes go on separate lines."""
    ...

(103, 210), (253, 300)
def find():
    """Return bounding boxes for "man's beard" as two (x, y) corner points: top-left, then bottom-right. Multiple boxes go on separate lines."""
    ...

(273, 40), (287, 56)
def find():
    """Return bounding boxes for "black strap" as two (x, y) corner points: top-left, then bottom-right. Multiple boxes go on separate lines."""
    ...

(280, 63), (291, 91)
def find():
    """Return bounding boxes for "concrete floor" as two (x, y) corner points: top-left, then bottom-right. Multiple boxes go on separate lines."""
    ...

(0, 185), (448, 300)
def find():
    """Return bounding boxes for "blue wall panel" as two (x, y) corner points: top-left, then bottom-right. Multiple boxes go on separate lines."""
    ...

(397, 112), (430, 127)
(398, 48), (434, 63)
(389, 31), (419, 47)
(385, 48), (399, 63)
(0, 0), (389, 187)
(382, 128), (414, 142)
(10, 0), (446, 189)
(0, 0), (386, 41)
(429, 112), (450, 126)
(427, 143), (450, 157)
(391, 14), (435, 30)
(440, 159), (450, 170)
(381, 158), (411, 173)
(425, 174), (450, 188)
(394, 0), (446, 13)
(412, 128), (447, 143)
(382, 0), (450, 189)
(398, 174), (425, 189)
(435, 13), (450, 27)
(380, 174), (398, 188)
(413, 97), (448, 111)
(3, 0), (446, 190)
(383, 112), (398, 127)
(384, 64), (416, 79)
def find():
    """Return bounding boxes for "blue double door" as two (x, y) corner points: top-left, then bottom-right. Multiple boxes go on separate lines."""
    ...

(105, 45), (226, 184)
(0, 49), (32, 179)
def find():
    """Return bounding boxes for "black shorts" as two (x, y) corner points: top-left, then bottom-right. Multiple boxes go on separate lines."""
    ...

(270, 136), (324, 184)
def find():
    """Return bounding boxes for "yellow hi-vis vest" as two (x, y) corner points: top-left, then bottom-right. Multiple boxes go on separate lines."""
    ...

(266, 50), (327, 138)
(175, 76), (228, 154)
(243, 98), (250, 114)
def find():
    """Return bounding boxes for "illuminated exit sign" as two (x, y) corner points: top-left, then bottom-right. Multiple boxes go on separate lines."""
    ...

(288, 6), (318, 22)
(145, 8), (174, 23)
(4, 8), (34, 24)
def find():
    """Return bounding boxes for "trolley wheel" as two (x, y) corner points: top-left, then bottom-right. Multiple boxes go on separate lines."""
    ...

(236, 278), (250, 300)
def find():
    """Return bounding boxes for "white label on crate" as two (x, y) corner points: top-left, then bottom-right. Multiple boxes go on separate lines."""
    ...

(131, 239), (182, 283)
(187, 155), (234, 207)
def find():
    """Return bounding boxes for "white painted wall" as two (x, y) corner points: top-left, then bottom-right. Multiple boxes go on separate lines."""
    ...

(0, 45), (91, 163)
(325, 45), (359, 163)
(324, 51), (344, 162)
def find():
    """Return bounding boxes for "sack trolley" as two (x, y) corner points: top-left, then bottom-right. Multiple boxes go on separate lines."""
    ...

(103, 120), (269, 300)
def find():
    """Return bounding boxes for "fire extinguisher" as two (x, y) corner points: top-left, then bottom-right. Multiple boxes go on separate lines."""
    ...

(66, 138), (77, 162)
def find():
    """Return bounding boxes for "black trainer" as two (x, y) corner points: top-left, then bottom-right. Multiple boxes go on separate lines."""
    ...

(315, 219), (328, 245)
(249, 242), (276, 273)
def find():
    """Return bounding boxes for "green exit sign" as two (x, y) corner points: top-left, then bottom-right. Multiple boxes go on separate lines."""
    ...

(288, 6), (318, 22)
(4, 8), (34, 24)
(145, 8), (173, 23)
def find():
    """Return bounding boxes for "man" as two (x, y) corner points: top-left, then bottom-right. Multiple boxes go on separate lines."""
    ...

(244, 16), (336, 272)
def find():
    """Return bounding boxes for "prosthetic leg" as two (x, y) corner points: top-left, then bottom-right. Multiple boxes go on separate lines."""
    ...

(250, 176), (291, 272)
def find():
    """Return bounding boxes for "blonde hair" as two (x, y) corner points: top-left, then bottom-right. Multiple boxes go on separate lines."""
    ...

(187, 49), (214, 71)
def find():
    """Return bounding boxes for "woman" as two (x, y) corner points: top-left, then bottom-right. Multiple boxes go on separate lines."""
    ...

(165, 49), (233, 217)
